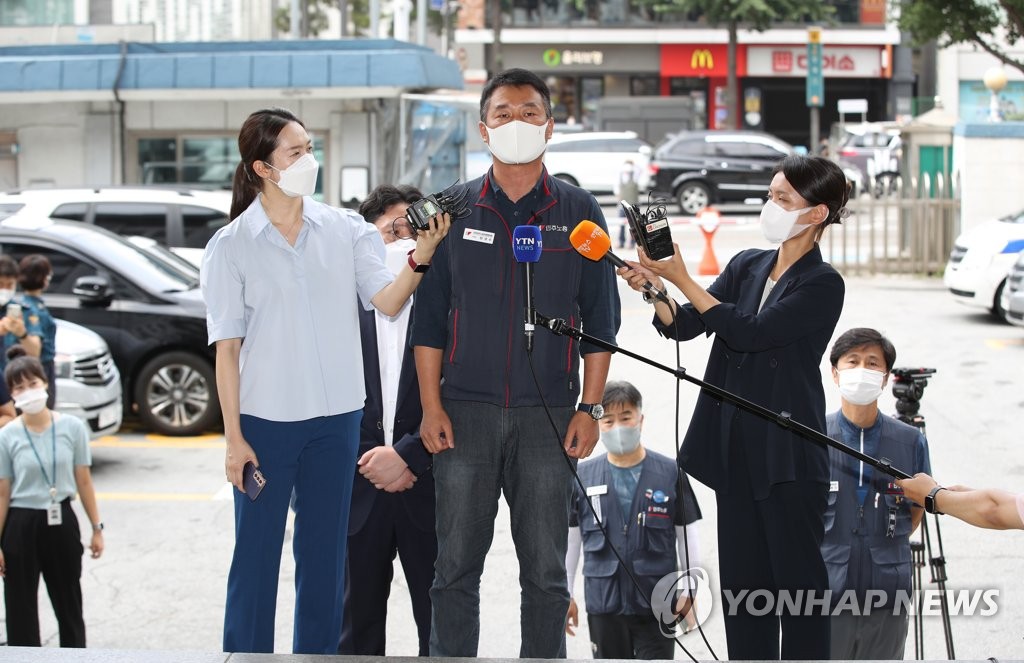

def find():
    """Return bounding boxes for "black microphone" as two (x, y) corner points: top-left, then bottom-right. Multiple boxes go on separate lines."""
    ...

(512, 225), (543, 352)
(569, 220), (671, 305)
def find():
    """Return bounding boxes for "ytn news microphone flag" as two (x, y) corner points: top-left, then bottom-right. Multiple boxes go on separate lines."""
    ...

(512, 225), (543, 263)
(512, 225), (543, 351)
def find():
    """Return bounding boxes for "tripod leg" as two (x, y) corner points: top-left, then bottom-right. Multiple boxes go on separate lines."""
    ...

(910, 533), (925, 660)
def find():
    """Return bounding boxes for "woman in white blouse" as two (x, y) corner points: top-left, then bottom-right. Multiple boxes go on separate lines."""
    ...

(202, 107), (448, 655)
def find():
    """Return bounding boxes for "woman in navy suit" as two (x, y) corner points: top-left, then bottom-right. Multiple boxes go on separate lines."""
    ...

(621, 155), (849, 660)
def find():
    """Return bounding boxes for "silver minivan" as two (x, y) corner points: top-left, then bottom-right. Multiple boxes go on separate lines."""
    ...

(54, 319), (122, 438)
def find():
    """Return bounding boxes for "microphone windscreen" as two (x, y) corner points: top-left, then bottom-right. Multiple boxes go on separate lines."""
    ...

(512, 225), (544, 263)
(569, 220), (611, 262)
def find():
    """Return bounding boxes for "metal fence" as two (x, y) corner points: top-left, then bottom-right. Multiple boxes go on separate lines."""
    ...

(822, 172), (961, 276)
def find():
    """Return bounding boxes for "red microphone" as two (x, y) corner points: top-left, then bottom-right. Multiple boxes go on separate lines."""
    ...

(569, 220), (669, 304)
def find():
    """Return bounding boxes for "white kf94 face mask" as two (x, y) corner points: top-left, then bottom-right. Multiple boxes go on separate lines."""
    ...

(15, 387), (48, 415)
(760, 200), (814, 244)
(838, 367), (886, 406)
(267, 153), (319, 198)
(484, 120), (548, 165)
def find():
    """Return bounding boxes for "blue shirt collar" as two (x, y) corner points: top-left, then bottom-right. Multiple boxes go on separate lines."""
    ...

(243, 194), (324, 237)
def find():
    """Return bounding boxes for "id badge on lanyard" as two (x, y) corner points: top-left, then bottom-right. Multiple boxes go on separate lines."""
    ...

(23, 416), (61, 526)
(47, 487), (62, 526)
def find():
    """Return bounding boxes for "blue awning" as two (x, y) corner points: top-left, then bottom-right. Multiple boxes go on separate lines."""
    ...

(0, 39), (463, 97)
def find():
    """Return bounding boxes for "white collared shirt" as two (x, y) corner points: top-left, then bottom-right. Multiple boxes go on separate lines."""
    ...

(374, 297), (411, 445)
(201, 195), (393, 421)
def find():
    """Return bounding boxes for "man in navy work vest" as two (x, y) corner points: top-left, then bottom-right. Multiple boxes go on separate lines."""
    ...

(822, 328), (931, 659)
(566, 381), (702, 659)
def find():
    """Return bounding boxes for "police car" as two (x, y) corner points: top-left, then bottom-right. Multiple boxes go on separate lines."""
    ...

(943, 208), (1024, 319)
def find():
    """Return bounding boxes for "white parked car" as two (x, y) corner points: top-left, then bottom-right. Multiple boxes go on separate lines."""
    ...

(999, 250), (1024, 327)
(0, 187), (231, 266)
(943, 209), (1024, 318)
(544, 131), (652, 194)
(54, 319), (123, 438)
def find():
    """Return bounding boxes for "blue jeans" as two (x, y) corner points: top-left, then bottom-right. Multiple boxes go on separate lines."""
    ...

(223, 412), (359, 654)
(429, 400), (575, 658)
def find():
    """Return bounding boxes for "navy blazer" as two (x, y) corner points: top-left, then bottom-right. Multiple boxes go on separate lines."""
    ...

(349, 304), (435, 536)
(655, 244), (844, 499)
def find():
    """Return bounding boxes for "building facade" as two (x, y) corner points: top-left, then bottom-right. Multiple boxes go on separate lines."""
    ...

(454, 0), (901, 148)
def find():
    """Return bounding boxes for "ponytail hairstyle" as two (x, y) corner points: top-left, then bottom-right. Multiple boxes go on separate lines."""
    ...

(5, 345), (47, 393)
(230, 108), (305, 220)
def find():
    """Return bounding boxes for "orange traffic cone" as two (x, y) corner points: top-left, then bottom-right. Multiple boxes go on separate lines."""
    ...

(697, 207), (721, 276)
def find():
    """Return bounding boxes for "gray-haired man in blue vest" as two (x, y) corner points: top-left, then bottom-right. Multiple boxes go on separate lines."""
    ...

(565, 380), (702, 659)
(822, 328), (931, 659)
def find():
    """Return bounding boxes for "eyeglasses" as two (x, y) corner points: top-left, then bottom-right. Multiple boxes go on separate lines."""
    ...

(391, 216), (416, 241)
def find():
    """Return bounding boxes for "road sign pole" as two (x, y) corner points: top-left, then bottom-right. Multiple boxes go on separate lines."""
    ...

(810, 107), (820, 156)
(807, 26), (824, 153)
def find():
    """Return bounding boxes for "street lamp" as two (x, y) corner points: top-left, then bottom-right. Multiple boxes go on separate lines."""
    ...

(983, 66), (1008, 122)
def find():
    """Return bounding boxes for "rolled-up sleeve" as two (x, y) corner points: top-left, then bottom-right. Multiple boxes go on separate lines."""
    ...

(201, 233), (246, 344)
(351, 216), (394, 310)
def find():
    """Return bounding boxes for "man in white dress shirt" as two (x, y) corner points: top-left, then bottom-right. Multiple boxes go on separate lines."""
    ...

(339, 185), (437, 656)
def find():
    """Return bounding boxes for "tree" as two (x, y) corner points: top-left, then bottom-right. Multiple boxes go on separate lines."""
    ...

(898, 0), (1024, 76)
(669, 0), (831, 129)
(276, 0), (372, 37)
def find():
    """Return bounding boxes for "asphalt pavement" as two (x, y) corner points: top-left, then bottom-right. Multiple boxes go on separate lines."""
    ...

(3, 206), (1022, 659)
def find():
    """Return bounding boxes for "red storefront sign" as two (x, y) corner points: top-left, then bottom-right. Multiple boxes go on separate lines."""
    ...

(660, 44), (746, 78)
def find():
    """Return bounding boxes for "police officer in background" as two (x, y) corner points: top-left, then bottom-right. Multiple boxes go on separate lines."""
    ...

(566, 381), (702, 659)
(822, 328), (931, 659)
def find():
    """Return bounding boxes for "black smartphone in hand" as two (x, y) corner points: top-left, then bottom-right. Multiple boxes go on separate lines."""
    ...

(242, 461), (266, 501)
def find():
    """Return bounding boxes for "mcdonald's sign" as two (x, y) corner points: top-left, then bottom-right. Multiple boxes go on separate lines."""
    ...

(691, 49), (714, 70)
(661, 44), (743, 77)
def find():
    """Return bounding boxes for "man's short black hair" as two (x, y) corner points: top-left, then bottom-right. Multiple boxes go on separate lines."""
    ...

(18, 254), (51, 291)
(358, 184), (423, 224)
(829, 327), (897, 372)
(0, 255), (17, 279)
(602, 380), (642, 411)
(479, 68), (553, 122)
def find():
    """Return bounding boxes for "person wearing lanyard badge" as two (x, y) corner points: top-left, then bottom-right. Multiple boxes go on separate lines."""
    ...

(0, 345), (104, 648)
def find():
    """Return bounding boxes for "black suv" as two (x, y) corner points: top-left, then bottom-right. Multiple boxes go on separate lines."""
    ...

(0, 216), (216, 436)
(648, 130), (794, 214)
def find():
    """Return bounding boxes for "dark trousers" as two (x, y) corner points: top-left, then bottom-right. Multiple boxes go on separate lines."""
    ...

(588, 613), (674, 660)
(222, 412), (359, 655)
(716, 432), (831, 660)
(339, 492), (437, 655)
(2, 501), (85, 648)
(44, 360), (55, 410)
(429, 400), (575, 658)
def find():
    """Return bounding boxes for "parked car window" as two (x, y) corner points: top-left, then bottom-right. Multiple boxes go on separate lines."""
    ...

(747, 142), (789, 160)
(713, 140), (751, 159)
(612, 139), (647, 153)
(0, 203), (23, 221)
(75, 229), (196, 292)
(93, 203), (168, 243)
(0, 244), (92, 295)
(182, 205), (230, 248)
(668, 138), (707, 157)
(50, 202), (89, 222)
